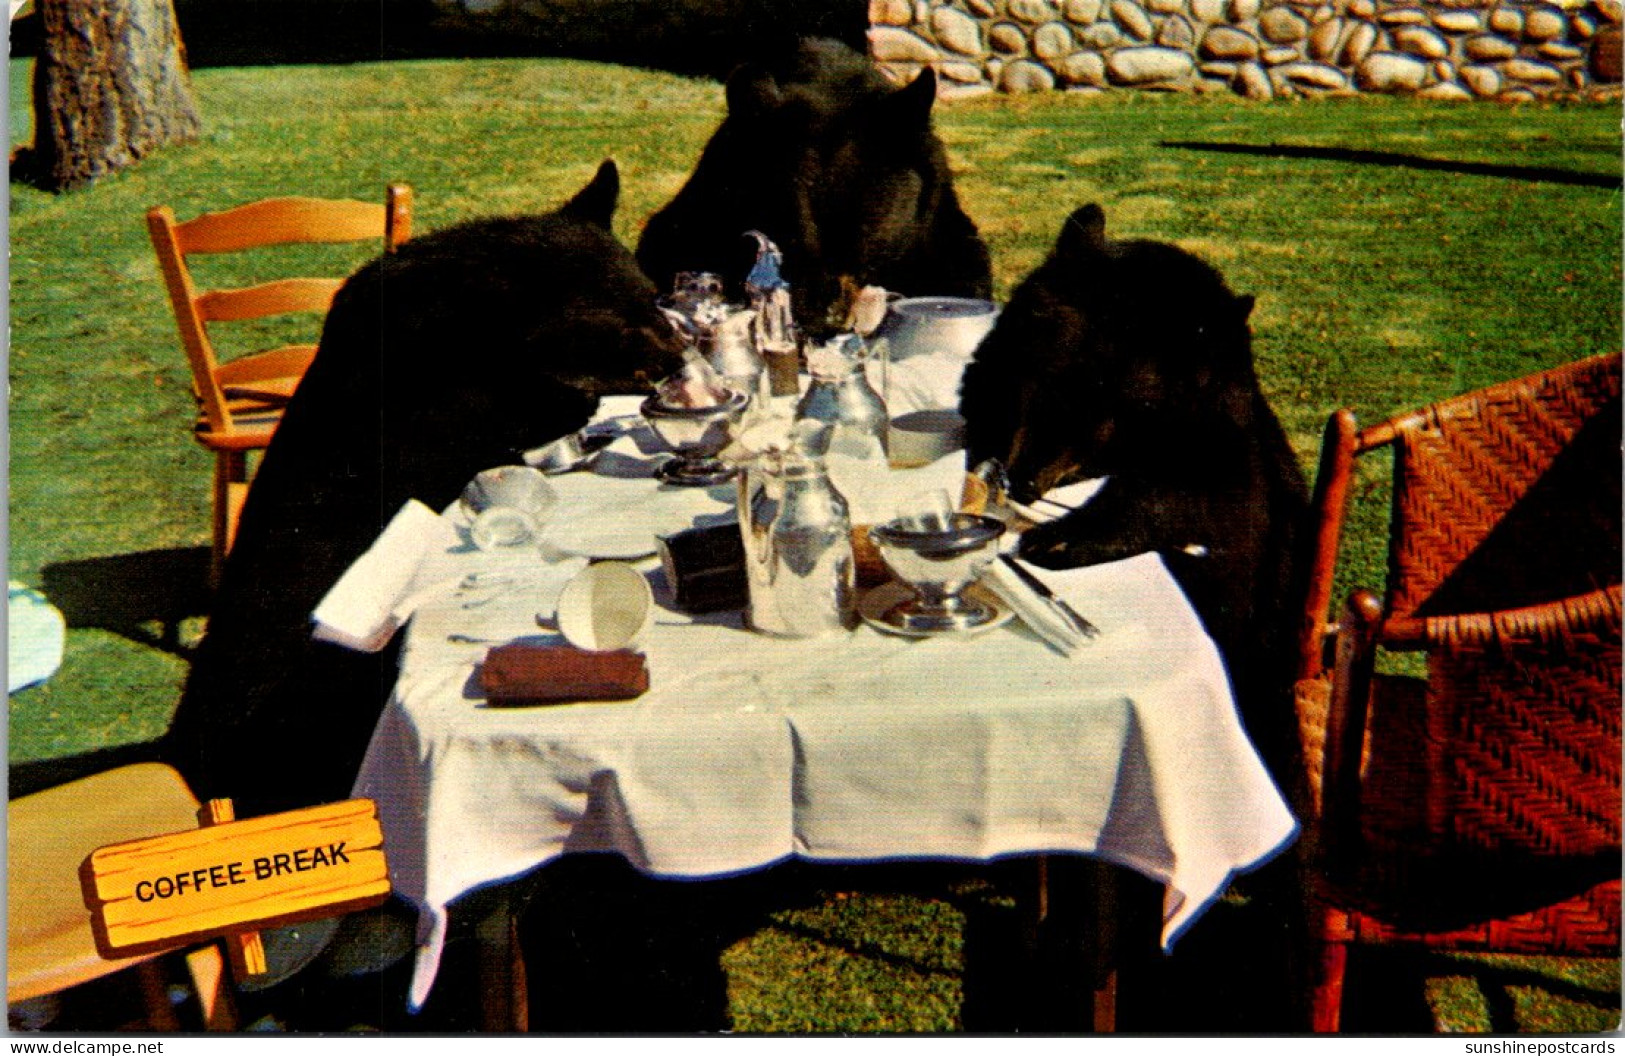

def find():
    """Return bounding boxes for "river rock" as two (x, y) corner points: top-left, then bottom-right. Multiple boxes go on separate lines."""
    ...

(1461, 64), (1502, 94)
(1261, 6), (1310, 41)
(1191, 0), (1226, 20)
(1002, 59), (1059, 90)
(1348, 0), (1375, 16)
(1309, 17), (1343, 59)
(1079, 21), (1125, 45)
(1355, 51), (1428, 90)
(1488, 8), (1524, 34)
(1230, 0), (1262, 19)
(1339, 20), (1378, 63)
(1262, 45), (1301, 62)
(933, 7), (987, 55)
(1058, 49), (1110, 84)
(967, 0), (999, 14)
(1201, 59), (1239, 74)
(1064, 0), (1104, 22)
(1010, 0), (1060, 23)
(938, 60), (987, 82)
(1032, 20), (1074, 56)
(1432, 10), (1482, 32)
(1159, 14), (1196, 45)
(1539, 40), (1584, 58)
(1465, 33), (1518, 60)
(991, 22), (1031, 52)
(870, 0), (914, 26)
(1107, 45), (1197, 81)
(1279, 60), (1349, 87)
(1149, 0), (1187, 13)
(1420, 80), (1472, 98)
(1524, 6), (1567, 39)
(1434, 59), (1455, 79)
(1573, 13), (1598, 39)
(870, 27), (944, 63)
(1598, 0), (1623, 24)
(1235, 59), (1274, 95)
(1202, 24), (1261, 58)
(1394, 25), (1449, 56)
(1378, 8), (1426, 24)
(1593, 24), (1623, 79)
(1113, 0), (1156, 39)
(1504, 57), (1563, 80)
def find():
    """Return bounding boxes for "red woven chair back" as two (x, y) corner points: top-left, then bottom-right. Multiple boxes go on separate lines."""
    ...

(1381, 352), (1622, 618)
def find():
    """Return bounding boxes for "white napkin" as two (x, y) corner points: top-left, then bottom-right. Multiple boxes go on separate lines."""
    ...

(828, 449), (967, 527)
(979, 556), (1093, 658)
(1007, 478), (1106, 525)
(312, 500), (460, 652)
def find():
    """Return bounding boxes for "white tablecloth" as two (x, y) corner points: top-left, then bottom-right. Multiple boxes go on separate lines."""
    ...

(348, 399), (1298, 1011)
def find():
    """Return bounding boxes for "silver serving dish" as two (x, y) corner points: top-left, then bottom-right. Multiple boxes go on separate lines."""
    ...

(640, 388), (750, 486)
(868, 513), (1007, 632)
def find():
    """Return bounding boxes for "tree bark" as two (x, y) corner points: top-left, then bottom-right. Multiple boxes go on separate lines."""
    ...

(28, 0), (201, 192)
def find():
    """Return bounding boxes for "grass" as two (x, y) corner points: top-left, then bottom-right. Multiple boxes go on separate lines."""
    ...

(8, 55), (1621, 1033)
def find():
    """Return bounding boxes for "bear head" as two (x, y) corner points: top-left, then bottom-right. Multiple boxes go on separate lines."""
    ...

(960, 203), (1259, 503)
(637, 38), (985, 336)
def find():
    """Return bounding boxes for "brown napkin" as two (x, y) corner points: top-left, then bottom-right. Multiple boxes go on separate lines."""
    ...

(479, 643), (649, 705)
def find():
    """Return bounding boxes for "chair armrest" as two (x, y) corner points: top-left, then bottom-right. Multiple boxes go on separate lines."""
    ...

(1380, 584), (1623, 651)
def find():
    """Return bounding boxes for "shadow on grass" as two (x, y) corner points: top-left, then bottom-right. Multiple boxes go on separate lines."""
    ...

(1160, 141), (1624, 191)
(39, 546), (213, 660)
(7, 741), (172, 800)
(1343, 946), (1622, 1032)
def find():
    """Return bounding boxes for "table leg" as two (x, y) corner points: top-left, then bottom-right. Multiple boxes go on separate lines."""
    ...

(474, 892), (528, 1033)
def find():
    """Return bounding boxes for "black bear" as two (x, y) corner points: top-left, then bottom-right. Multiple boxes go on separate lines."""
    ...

(635, 37), (992, 335)
(960, 203), (1309, 778)
(165, 162), (686, 818)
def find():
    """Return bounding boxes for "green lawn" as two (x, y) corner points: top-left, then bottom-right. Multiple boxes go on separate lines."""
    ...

(8, 56), (1621, 1033)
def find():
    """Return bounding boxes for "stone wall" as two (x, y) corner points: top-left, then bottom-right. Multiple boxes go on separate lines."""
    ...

(868, 0), (1623, 99)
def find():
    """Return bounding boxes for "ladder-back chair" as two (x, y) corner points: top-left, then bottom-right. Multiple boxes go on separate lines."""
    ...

(147, 186), (412, 577)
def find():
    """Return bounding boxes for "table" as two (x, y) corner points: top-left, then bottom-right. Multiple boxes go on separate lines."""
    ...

(344, 396), (1299, 1015)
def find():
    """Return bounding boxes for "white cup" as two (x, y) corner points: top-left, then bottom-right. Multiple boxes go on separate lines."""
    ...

(555, 562), (654, 652)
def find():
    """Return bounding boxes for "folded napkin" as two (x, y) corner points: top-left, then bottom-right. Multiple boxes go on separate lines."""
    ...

(478, 642), (650, 705)
(312, 500), (460, 653)
(8, 582), (65, 693)
(1006, 478), (1107, 526)
(980, 556), (1095, 658)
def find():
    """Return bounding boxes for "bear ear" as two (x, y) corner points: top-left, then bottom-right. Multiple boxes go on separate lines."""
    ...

(1055, 203), (1109, 260)
(559, 160), (620, 230)
(726, 63), (783, 116)
(881, 64), (938, 124)
(1233, 293), (1256, 321)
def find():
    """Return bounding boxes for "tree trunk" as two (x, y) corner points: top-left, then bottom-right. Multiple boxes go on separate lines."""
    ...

(29, 0), (201, 192)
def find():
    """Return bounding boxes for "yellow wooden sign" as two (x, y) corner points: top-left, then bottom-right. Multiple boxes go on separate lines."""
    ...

(80, 798), (390, 960)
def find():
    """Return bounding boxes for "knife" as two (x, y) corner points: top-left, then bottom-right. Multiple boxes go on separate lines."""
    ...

(998, 554), (1101, 641)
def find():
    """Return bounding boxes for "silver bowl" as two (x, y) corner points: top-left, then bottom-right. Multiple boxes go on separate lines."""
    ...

(868, 513), (1007, 631)
(640, 388), (750, 486)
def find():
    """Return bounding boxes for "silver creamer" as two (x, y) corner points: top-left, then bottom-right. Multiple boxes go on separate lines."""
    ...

(738, 451), (855, 638)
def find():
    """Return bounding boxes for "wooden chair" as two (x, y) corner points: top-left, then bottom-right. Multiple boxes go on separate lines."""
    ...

(8, 763), (238, 1030)
(1293, 351), (1622, 1031)
(147, 186), (413, 578)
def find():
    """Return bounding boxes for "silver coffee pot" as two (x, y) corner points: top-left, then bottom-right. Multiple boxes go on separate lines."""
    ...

(737, 448), (856, 638)
(659, 273), (765, 397)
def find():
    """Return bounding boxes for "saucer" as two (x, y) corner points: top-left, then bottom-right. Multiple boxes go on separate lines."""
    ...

(858, 581), (1013, 640)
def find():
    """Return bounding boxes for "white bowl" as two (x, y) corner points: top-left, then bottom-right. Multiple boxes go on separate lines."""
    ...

(888, 409), (967, 468)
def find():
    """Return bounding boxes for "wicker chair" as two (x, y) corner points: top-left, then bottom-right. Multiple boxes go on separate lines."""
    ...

(1293, 351), (1622, 1032)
